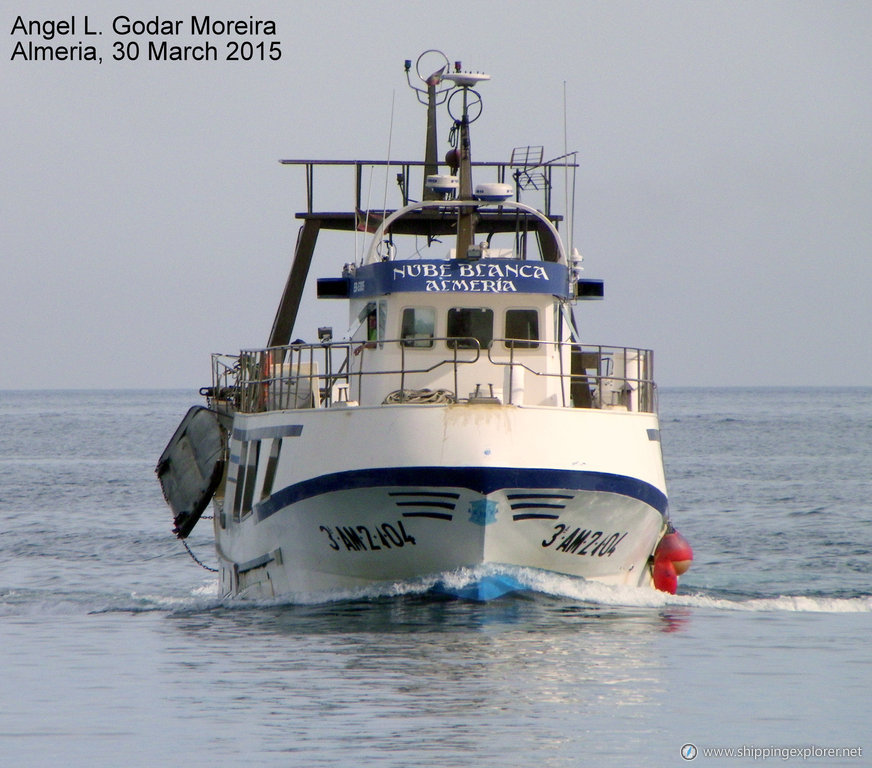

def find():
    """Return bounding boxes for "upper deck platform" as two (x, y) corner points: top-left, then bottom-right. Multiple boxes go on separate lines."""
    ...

(269, 154), (581, 347)
(279, 156), (573, 223)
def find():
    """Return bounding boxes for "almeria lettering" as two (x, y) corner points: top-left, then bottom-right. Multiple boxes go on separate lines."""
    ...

(11, 40), (97, 61)
(423, 279), (519, 292)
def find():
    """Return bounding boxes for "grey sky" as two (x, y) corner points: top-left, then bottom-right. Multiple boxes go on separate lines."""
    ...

(3, 1), (870, 389)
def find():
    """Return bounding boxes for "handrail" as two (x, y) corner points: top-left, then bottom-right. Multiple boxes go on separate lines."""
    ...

(206, 339), (656, 415)
(487, 343), (655, 412)
(277, 158), (577, 216)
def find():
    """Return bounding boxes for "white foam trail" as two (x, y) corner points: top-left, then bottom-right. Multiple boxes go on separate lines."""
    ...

(680, 593), (872, 614)
(247, 566), (872, 614)
(514, 568), (872, 613)
(22, 569), (863, 615)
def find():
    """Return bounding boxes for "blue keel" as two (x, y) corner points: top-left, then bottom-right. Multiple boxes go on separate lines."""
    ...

(432, 574), (526, 601)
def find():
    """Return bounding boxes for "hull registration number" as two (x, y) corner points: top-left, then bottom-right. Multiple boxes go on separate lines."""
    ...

(320, 521), (417, 552)
(542, 525), (628, 558)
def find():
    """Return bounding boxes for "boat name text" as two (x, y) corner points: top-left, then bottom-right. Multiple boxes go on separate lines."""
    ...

(9, 16), (282, 64)
(392, 262), (551, 294)
(394, 262), (548, 280)
(349, 259), (569, 297)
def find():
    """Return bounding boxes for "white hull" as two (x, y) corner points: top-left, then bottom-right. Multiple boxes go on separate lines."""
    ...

(214, 404), (667, 598)
(157, 54), (693, 599)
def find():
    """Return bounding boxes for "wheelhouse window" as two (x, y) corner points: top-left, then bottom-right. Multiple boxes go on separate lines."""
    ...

(505, 309), (540, 349)
(378, 300), (387, 343)
(357, 302), (378, 342)
(357, 300), (387, 347)
(401, 307), (435, 348)
(447, 307), (493, 349)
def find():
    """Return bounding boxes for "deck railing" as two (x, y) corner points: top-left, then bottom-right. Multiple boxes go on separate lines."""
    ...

(279, 156), (577, 220)
(202, 340), (656, 415)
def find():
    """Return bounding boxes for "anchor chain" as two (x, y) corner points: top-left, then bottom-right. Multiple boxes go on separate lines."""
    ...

(181, 537), (219, 573)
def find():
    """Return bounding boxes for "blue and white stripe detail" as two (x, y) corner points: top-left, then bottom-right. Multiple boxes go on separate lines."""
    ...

(254, 466), (667, 523)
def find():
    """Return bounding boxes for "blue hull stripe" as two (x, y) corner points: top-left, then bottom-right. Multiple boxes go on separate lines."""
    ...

(254, 466), (667, 522)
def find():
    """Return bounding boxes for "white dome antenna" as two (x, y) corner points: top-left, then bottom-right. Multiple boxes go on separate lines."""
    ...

(442, 70), (490, 88)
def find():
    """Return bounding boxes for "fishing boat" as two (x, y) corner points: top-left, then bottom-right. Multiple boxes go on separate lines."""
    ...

(156, 51), (692, 601)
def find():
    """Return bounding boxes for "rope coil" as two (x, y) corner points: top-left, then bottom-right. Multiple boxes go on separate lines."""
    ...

(383, 388), (456, 404)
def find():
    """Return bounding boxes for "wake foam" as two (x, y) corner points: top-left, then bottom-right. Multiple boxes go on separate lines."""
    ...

(507, 566), (872, 613)
(220, 566), (872, 614)
(7, 568), (869, 616)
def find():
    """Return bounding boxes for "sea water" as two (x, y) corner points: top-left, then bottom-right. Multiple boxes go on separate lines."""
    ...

(0, 388), (869, 767)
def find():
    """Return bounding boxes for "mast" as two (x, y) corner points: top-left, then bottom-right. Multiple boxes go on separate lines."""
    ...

(423, 74), (441, 200)
(405, 51), (451, 201)
(454, 83), (476, 259)
(407, 52), (489, 256)
(443, 66), (489, 260)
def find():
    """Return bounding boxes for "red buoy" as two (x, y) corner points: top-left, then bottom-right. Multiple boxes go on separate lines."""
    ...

(654, 530), (693, 573)
(652, 528), (694, 592)
(652, 559), (678, 594)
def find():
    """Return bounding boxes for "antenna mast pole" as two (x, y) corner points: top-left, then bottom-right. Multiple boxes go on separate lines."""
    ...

(455, 85), (476, 259)
(407, 52), (490, 259)
(443, 63), (489, 260)
(423, 75), (440, 200)
(405, 52), (451, 201)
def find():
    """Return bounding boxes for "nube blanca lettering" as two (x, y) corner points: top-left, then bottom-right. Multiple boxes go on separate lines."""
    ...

(320, 521), (417, 552)
(392, 262), (549, 280)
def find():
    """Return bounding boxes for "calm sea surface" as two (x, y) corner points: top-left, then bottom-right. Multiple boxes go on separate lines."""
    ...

(1, 388), (869, 767)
